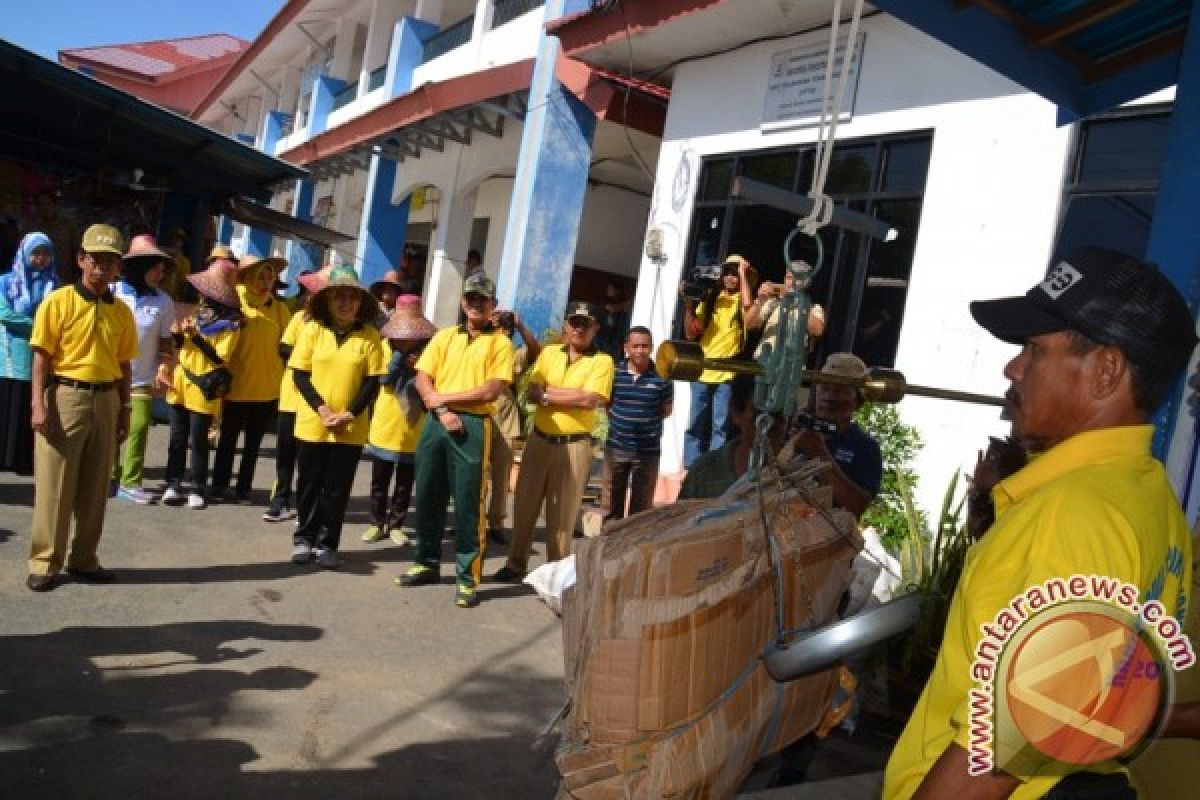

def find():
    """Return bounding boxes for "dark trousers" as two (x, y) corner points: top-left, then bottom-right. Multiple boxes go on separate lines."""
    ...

(166, 404), (213, 495)
(272, 410), (297, 502)
(602, 448), (660, 522)
(295, 441), (362, 553)
(370, 457), (415, 530)
(412, 412), (490, 588)
(212, 399), (275, 496)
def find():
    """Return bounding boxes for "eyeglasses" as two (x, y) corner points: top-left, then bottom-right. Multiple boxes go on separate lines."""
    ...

(566, 316), (592, 328)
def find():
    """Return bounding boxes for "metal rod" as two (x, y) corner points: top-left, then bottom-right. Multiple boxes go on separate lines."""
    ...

(733, 177), (898, 242)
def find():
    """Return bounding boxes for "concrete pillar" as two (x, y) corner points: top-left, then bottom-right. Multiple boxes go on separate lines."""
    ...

(360, 0), (406, 94)
(385, 17), (439, 98)
(414, 0), (443, 24)
(425, 187), (477, 326)
(495, 28), (597, 340)
(283, 180), (323, 291)
(1155, 1), (1200, 514)
(355, 156), (410, 286)
(331, 20), (359, 82)
(217, 215), (234, 246)
(470, 0), (493, 53)
(303, 74), (348, 140)
(244, 111), (291, 257)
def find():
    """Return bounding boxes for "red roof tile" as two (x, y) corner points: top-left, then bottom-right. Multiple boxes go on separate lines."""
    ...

(61, 34), (247, 81)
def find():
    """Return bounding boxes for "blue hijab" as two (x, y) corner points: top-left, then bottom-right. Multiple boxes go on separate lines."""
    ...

(5, 232), (59, 315)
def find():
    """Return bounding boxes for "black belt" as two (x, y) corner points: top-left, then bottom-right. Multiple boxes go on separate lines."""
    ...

(53, 376), (117, 391)
(535, 428), (592, 445)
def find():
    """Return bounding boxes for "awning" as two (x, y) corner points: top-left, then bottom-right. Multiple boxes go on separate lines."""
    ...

(0, 38), (306, 201)
(224, 198), (353, 247)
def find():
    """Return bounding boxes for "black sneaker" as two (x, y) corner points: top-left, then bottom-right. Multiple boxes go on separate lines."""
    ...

(490, 565), (525, 584)
(263, 497), (296, 523)
(487, 528), (508, 545)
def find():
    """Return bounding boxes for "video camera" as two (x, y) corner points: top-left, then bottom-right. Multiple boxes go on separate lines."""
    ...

(790, 410), (839, 436)
(680, 263), (726, 301)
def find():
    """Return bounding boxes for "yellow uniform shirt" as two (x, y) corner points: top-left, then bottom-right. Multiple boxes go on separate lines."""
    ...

(368, 382), (425, 454)
(167, 328), (240, 416)
(277, 312), (311, 414)
(884, 426), (1193, 800)
(696, 291), (743, 383)
(415, 325), (514, 416)
(528, 344), (614, 436)
(225, 286), (291, 403)
(30, 284), (137, 382)
(289, 322), (387, 446)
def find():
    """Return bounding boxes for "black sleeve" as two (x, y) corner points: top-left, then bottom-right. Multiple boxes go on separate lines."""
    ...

(292, 369), (326, 412)
(346, 375), (381, 417)
(279, 342), (293, 362)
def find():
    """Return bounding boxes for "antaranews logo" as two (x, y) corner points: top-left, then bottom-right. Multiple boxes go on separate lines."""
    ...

(967, 574), (1195, 777)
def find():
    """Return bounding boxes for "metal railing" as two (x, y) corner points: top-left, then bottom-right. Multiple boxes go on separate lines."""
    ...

(491, 0), (544, 29)
(331, 81), (358, 112)
(420, 15), (474, 63)
(367, 65), (387, 92)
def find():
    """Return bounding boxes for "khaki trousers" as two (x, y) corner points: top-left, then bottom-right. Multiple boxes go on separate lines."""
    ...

(29, 383), (119, 575)
(487, 432), (515, 529)
(507, 432), (593, 572)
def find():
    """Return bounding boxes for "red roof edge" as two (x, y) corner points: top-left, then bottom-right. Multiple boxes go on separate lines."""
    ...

(549, 0), (730, 57)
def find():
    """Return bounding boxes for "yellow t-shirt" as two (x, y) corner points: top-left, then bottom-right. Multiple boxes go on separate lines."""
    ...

(30, 284), (137, 382)
(167, 327), (240, 415)
(528, 344), (614, 436)
(277, 312), (311, 414)
(368, 380), (425, 454)
(884, 426), (1193, 800)
(288, 322), (387, 445)
(696, 290), (743, 383)
(225, 286), (291, 403)
(415, 325), (514, 416)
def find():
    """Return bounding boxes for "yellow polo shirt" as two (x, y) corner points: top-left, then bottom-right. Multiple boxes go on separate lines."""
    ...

(415, 325), (514, 416)
(167, 328), (240, 415)
(277, 312), (311, 414)
(289, 322), (387, 445)
(368, 376), (425, 455)
(696, 291), (743, 383)
(225, 286), (291, 403)
(30, 284), (137, 382)
(528, 344), (614, 436)
(884, 425), (1192, 800)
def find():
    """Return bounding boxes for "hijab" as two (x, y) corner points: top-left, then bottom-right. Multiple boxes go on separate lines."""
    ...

(5, 232), (58, 315)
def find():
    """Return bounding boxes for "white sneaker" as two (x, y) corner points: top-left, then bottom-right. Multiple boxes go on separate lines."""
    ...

(187, 493), (207, 510)
(162, 485), (185, 506)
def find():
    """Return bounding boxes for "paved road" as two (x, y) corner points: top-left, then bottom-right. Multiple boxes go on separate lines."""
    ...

(0, 425), (565, 799)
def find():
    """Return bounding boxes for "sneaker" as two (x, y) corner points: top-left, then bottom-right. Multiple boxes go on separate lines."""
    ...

(387, 528), (410, 546)
(291, 542), (314, 564)
(490, 565), (526, 584)
(487, 528), (508, 546)
(395, 565), (439, 587)
(454, 583), (479, 608)
(361, 524), (386, 543)
(209, 487), (233, 505)
(162, 485), (186, 506)
(263, 497), (295, 523)
(117, 485), (156, 505)
(187, 493), (206, 510)
(316, 549), (339, 569)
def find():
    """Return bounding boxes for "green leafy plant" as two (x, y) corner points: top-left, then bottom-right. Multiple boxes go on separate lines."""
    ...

(855, 402), (925, 551)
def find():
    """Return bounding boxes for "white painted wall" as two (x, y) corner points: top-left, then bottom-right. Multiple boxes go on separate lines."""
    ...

(411, 5), (543, 85)
(576, 185), (650, 277)
(631, 15), (1077, 518)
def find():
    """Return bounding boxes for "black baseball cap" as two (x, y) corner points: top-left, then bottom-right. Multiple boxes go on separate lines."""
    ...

(970, 246), (1198, 373)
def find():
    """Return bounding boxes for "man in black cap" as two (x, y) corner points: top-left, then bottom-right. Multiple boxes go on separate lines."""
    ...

(493, 301), (614, 582)
(885, 247), (1196, 799)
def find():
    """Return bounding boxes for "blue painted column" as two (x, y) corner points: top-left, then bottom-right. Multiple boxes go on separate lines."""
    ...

(244, 111), (292, 257)
(386, 17), (438, 98)
(495, 2), (597, 340)
(1153, 1), (1200, 512)
(356, 156), (411, 285)
(304, 75), (347, 139)
(282, 180), (322, 292)
(216, 215), (234, 246)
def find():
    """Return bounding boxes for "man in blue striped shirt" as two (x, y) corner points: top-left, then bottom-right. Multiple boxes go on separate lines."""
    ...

(603, 326), (673, 521)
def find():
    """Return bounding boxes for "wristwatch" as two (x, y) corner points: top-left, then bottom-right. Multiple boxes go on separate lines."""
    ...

(540, 392), (551, 407)
(434, 405), (449, 415)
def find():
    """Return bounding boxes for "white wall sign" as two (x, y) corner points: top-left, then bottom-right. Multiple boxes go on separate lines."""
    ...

(762, 33), (865, 130)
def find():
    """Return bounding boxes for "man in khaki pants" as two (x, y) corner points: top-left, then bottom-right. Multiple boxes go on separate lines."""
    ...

(26, 224), (136, 591)
(492, 302), (614, 581)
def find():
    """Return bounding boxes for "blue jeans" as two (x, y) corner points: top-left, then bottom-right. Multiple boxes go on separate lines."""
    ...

(684, 381), (732, 469)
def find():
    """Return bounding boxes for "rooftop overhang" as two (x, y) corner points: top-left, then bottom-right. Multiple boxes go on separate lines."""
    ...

(224, 197), (353, 246)
(278, 56), (666, 180)
(552, 0), (1190, 121)
(0, 38), (306, 202)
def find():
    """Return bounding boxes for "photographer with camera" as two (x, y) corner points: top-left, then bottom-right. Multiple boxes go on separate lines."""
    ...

(681, 254), (756, 469)
(792, 352), (882, 517)
(485, 307), (540, 545)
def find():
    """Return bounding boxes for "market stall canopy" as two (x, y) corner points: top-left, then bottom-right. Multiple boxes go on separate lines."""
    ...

(0, 38), (306, 201)
(223, 197), (352, 247)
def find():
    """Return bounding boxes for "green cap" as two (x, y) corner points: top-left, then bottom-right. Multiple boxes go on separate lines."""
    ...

(463, 272), (496, 299)
(326, 265), (363, 288)
(81, 224), (124, 255)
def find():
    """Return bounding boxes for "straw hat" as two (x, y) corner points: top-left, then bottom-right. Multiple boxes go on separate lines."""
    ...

(370, 269), (404, 299)
(237, 253), (287, 277)
(309, 265), (377, 327)
(207, 243), (238, 264)
(188, 262), (242, 308)
(380, 295), (436, 341)
(123, 233), (173, 264)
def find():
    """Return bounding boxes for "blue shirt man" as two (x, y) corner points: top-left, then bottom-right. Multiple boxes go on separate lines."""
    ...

(604, 325), (673, 521)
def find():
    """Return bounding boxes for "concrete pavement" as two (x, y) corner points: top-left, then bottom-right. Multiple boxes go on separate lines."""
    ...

(0, 424), (565, 799)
